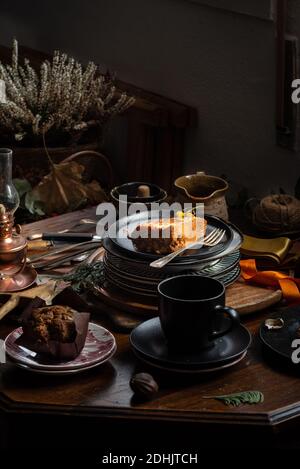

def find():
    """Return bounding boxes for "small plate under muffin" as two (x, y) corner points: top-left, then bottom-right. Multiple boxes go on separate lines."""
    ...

(10, 347), (116, 375)
(5, 322), (116, 371)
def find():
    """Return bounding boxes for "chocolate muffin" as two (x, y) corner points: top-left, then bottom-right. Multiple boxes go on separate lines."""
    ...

(18, 300), (90, 360)
(26, 305), (77, 344)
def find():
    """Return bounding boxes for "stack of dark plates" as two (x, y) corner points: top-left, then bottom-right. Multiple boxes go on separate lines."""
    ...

(102, 211), (243, 301)
(130, 317), (251, 374)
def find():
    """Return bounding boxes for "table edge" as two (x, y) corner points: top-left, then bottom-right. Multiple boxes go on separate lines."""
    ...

(0, 393), (299, 428)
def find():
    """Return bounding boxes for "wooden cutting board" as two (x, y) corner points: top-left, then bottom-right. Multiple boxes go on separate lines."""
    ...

(225, 280), (282, 316)
(90, 279), (282, 331)
(89, 247), (283, 328)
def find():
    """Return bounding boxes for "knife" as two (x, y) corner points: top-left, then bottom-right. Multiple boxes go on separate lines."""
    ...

(32, 232), (102, 243)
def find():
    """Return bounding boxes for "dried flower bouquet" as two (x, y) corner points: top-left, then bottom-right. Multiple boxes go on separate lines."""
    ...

(0, 40), (135, 146)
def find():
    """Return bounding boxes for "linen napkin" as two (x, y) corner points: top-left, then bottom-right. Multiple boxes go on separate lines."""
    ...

(241, 234), (292, 264)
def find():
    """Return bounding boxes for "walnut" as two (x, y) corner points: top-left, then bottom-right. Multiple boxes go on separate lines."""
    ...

(130, 373), (159, 400)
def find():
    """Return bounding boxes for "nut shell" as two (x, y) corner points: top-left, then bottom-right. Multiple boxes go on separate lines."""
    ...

(264, 318), (284, 330)
(130, 372), (159, 400)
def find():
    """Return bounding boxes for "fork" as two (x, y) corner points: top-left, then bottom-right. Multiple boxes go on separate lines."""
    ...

(150, 228), (226, 269)
(31, 244), (99, 270)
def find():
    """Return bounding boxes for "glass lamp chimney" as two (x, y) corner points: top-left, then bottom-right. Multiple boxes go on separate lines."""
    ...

(0, 148), (19, 215)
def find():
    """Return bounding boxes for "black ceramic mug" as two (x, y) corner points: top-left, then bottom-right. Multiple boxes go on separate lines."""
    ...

(158, 275), (240, 350)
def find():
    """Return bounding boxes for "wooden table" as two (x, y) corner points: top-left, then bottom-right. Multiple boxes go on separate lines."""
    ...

(1, 207), (300, 449)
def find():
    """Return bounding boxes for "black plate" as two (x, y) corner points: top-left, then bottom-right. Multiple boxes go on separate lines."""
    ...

(104, 262), (241, 297)
(132, 348), (247, 374)
(104, 250), (240, 285)
(104, 267), (240, 299)
(259, 307), (300, 360)
(103, 237), (220, 268)
(103, 224), (242, 272)
(107, 212), (233, 263)
(130, 317), (251, 368)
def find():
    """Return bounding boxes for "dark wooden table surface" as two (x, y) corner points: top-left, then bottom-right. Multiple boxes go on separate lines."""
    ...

(1, 207), (300, 449)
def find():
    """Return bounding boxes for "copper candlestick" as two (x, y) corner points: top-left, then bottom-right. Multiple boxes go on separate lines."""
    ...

(0, 204), (27, 277)
(0, 204), (35, 292)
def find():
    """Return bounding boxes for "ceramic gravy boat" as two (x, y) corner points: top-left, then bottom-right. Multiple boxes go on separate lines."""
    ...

(174, 171), (229, 220)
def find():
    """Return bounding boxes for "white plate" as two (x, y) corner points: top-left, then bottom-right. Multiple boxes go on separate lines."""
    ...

(5, 322), (116, 371)
(11, 345), (116, 375)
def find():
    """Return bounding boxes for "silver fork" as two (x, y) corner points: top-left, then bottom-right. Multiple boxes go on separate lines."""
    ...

(150, 228), (225, 269)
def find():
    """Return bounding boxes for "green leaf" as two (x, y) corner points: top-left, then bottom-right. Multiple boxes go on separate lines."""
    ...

(202, 391), (264, 407)
(13, 178), (32, 198)
(63, 261), (105, 293)
(24, 190), (45, 216)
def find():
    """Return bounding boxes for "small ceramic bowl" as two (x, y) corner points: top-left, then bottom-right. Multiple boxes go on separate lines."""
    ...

(110, 182), (167, 211)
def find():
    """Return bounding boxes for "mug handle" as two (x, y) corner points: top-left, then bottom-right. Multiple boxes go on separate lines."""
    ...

(210, 305), (240, 340)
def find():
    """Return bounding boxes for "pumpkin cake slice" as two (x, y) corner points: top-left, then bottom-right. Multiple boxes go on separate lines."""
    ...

(129, 213), (207, 255)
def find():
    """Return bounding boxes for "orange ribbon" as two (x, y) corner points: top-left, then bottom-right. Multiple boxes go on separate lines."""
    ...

(240, 259), (300, 303)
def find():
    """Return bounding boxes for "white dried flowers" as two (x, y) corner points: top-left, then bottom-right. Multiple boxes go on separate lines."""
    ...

(0, 39), (135, 145)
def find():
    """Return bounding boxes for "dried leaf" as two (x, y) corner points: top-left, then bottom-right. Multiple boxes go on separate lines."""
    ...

(27, 161), (107, 215)
(13, 280), (65, 301)
(202, 391), (264, 407)
(0, 296), (20, 321)
(0, 280), (66, 321)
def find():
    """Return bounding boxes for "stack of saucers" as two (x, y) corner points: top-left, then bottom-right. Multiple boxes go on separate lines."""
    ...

(4, 323), (116, 375)
(102, 211), (243, 301)
(130, 317), (251, 374)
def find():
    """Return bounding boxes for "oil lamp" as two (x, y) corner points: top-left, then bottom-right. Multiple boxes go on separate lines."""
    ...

(0, 148), (35, 292)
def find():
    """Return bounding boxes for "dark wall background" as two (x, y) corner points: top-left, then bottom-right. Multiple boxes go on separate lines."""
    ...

(0, 0), (299, 196)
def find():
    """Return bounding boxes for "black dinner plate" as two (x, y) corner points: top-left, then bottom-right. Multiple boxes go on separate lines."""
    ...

(130, 317), (251, 368)
(105, 268), (241, 298)
(132, 348), (248, 374)
(103, 262), (241, 297)
(259, 307), (300, 361)
(103, 221), (243, 270)
(107, 212), (233, 263)
(104, 250), (240, 285)
(103, 236), (220, 269)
